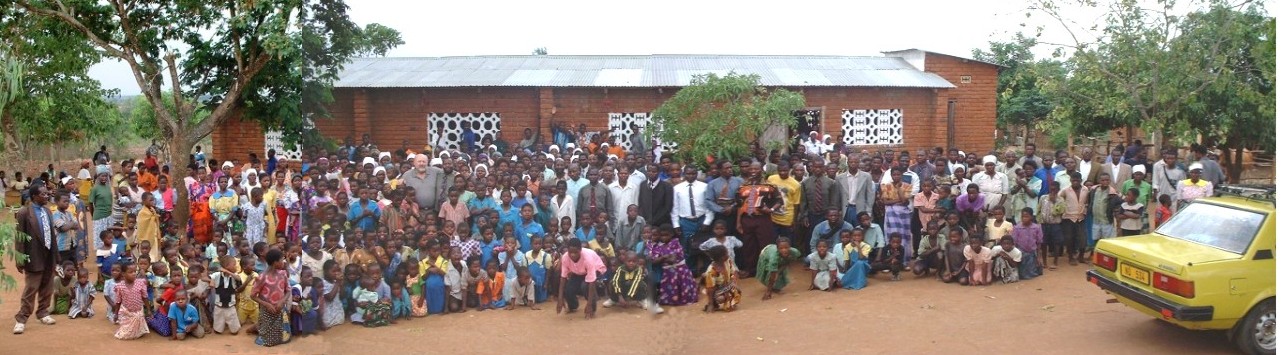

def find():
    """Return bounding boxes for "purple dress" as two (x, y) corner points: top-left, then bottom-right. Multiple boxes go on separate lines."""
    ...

(649, 239), (698, 306)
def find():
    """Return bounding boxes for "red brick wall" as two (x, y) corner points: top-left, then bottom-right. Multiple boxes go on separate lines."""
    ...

(210, 112), (265, 164)
(923, 53), (1000, 154)
(308, 80), (993, 156)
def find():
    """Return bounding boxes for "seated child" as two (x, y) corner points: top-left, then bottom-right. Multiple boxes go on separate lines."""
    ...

(840, 230), (872, 290)
(914, 221), (947, 278)
(69, 268), (97, 319)
(168, 292), (204, 340)
(869, 233), (906, 281)
(389, 280), (412, 321)
(352, 275), (389, 327)
(962, 235), (994, 286)
(701, 246), (738, 312)
(478, 261), (506, 310)
(807, 240), (841, 291)
(990, 236), (1023, 284)
(606, 250), (649, 310)
(462, 260), (487, 310)
(184, 264), (212, 332)
(505, 268), (539, 310)
(53, 261), (75, 315)
(291, 267), (320, 335)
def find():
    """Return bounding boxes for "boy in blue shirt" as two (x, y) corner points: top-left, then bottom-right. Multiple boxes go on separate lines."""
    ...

(168, 292), (205, 339)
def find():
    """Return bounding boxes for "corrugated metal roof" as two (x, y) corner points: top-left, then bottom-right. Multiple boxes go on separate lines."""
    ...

(335, 55), (956, 89)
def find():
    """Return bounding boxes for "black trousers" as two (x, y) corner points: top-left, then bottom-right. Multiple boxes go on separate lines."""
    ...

(563, 274), (596, 313)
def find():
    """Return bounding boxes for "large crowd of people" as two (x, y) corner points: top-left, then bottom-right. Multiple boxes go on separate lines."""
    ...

(5, 129), (1225, 345)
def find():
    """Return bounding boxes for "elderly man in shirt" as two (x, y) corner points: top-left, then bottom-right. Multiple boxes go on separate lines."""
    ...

(401, 154), (447, 215)
(971, 155), (1010, 211)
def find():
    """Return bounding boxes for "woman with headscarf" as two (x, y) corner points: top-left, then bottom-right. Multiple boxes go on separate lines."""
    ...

(187, 169), (216, 244)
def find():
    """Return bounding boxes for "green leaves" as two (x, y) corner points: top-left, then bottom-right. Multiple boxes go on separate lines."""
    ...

(651, 72), (804, 167)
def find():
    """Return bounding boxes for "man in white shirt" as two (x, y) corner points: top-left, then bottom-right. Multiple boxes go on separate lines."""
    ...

(671, 166), (714, 244)
(971, 155), (1009, 210)
(837, 156), (876, 226)
(607, 168), (637, 227)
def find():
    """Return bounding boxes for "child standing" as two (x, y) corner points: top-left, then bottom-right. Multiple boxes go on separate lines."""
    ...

(697, 221), (744, 275)
(211, 256), (243, 335)
(236, 256), (259, 334)
(807, 240), (841, 291)
(69, 268), (96, 319)
(1011, 208), (1044, 280)
(405, 261), (428, 316)
(114, 263), (150, 340)
(984, 206), (1014, 247)
(941, 228), (969, 285)
(1155, 195), (1173, 227)
(524, 238), (553, 303)
(252, 249), (290, 347)
(53, 261), (75, 315)
(104, 264), (123, 324)
(320, 260), (345, 329)
(1037, 181), (1067, 270)
(701, 246), (740, 312)
(757, 237), (800, 300)
(1117, 188), (1146, 236)
(648, 226), (697, 306)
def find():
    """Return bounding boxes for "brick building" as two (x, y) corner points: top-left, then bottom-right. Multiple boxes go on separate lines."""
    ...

(212, 50), (1000, 161)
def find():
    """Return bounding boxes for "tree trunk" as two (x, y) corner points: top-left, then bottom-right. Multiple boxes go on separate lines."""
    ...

(167, 135), (195, 244)
(1230, 143), (1244, 184)
(0, 111), (19, 162)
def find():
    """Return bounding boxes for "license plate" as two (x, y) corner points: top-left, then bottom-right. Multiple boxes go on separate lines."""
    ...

(1120, 263), (1150, 285)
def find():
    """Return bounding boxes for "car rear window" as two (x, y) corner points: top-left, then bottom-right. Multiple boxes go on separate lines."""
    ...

(1156, 202), (1267, 254)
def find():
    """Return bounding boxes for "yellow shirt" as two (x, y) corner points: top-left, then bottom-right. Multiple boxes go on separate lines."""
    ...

(767, 175), (801, 226)
(418, 255), (449, 277)
(841, 241), (872, 262)
(588, 239), (616, 259)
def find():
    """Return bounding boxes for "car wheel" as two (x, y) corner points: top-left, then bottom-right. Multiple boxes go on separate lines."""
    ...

(1235, 300), (1276, 355)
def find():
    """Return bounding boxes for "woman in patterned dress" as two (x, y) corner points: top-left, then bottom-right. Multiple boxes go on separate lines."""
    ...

(648, 226), (698, 306)
(187, 169), (215, 244)
(701, 245), (741, 312)
(253, 249), (291, 347)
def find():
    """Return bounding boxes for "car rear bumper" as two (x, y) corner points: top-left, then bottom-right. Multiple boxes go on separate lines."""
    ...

(1086, 270), (1214, 322)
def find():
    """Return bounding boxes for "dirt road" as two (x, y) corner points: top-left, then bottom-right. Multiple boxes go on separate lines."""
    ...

(0, 262), (1238, 354)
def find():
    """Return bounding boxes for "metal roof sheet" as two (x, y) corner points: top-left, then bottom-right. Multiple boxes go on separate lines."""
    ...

(335, 55), (956, 89)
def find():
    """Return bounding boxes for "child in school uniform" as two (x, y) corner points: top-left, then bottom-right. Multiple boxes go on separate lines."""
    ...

(497, 237), (526, 304)
(524, 238), (553, 303)
(990, 236), (1023, 284)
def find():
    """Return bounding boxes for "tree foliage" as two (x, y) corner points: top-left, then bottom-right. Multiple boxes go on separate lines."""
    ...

(973, 33), (1057, 142)
(354, 23), (404, 57)
(651, 73), (804, 166)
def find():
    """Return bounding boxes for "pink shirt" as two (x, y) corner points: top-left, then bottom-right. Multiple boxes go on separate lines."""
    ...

(560, 249), (607, 282)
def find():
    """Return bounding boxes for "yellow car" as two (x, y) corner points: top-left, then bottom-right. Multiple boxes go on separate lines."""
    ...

(1087, 185), (1276, 355)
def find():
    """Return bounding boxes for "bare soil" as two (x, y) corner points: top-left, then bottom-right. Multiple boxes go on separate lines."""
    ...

(0, 261), (1239, 354)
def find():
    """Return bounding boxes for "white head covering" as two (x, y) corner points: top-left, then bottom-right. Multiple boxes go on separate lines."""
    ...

(982, 155), (998, 165)
(510, 155), (518, 162)
(373, 166), (388, 183)
(566, 143), (576, 149)
(549, 145), (561, 153)
(378, 152), (391, 161)
(406, 153), (417, 161)
(1189, 162), (1204, 171)
(222, 161), (235, 169)
(474, 164), (489, 176)
(1132, 165), (1146, 174)
(60, 176), (73, 186)
(439, 151), (451, 158)
(545, 153), (555, 160)
(430, 158), (443, 166)
(361, 157), (377, 167)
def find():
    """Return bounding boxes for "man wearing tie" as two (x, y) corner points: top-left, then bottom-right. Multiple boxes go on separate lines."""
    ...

(576, 168), (613, 225)
(638, 165), (673, 228)
(671, 166), (713, 269)
(13, 184), (59, 334)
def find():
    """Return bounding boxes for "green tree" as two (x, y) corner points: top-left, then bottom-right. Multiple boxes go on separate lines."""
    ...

(0, 12), (120, 159)
(651, 72), (804, 165)
(354, 23), (405, 57)
(0, 55), (23, 298)
(973, 33), (1057, 146)
(1029, 0), (1273, 182)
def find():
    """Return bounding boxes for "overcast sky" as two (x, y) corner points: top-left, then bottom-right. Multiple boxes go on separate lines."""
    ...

(89, 0), (1276, 95)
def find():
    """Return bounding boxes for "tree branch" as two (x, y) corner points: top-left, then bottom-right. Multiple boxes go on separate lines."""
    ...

(187, 52), (271, 142)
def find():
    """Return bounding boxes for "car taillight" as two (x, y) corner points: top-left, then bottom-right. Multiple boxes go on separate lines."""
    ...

(1153, 271), (1195, 298)
(1093, 253), (1117, 271)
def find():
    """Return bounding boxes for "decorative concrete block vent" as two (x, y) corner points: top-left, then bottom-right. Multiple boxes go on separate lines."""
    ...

(427, 112), (502, 151)
(842, 109), (904, 146)
(607, 112), (677, 152)
(264, 130), (303, 161)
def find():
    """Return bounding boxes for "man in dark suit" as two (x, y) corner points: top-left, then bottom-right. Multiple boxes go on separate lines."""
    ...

(13, 184), (58, 334)
(637, 165), (672, 227)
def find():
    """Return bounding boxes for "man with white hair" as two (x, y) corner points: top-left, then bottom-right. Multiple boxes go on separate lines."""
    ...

(971, 155), (1009, 210)
(401, 154), (447, 214)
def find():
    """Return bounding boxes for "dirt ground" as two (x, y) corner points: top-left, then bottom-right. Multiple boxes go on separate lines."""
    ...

(0, 261), (1240, 354)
